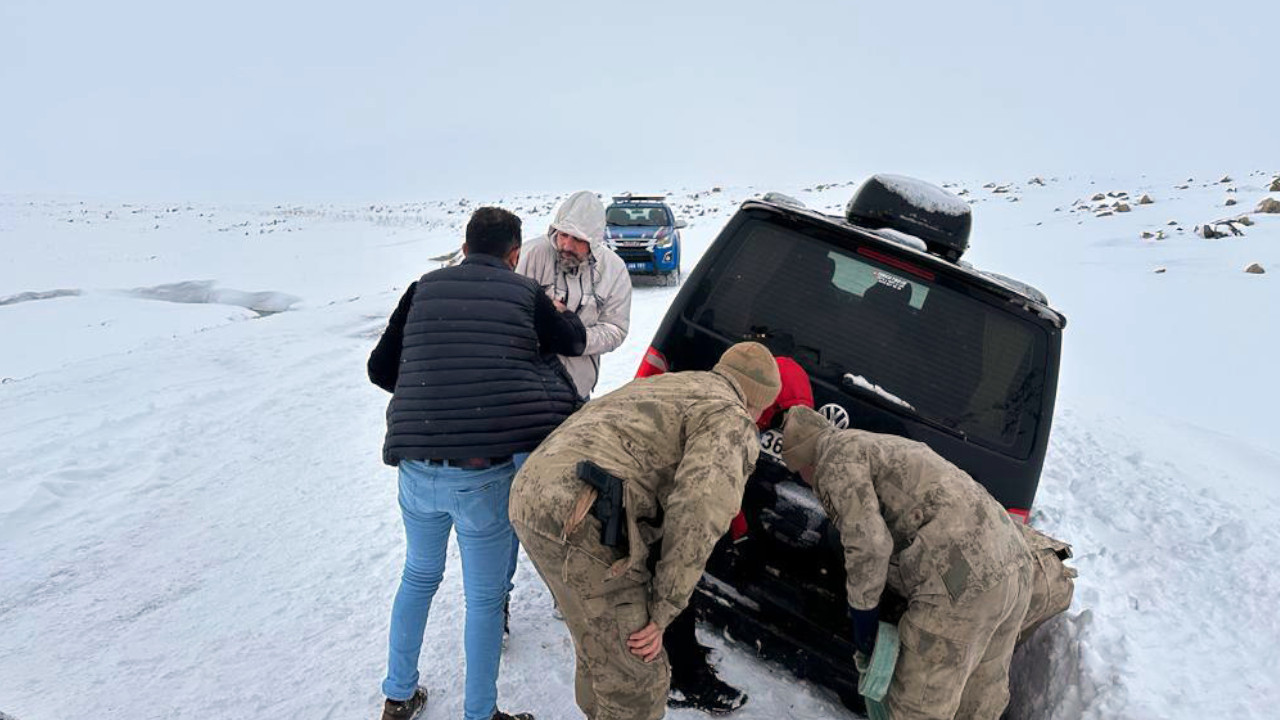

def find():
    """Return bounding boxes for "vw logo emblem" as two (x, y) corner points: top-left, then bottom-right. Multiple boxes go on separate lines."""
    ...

(819, 403), (849, 429)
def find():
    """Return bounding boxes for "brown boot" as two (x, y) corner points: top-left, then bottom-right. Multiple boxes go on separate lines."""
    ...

(381, 687), (427, 720)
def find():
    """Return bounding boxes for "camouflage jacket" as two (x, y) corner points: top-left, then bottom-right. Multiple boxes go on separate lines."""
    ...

(509, 370), (759, 628)
(807, 427), (1029, 610)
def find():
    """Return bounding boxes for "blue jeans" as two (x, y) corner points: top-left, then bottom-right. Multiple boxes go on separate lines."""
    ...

(382, 459), (516, 720)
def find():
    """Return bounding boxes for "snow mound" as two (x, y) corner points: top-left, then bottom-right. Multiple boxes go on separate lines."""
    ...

(1009, 408), (1280, 719)
(0, 289), (82, 306)
(1009, 610), (1109, 720)
(123, 281), (300, 315)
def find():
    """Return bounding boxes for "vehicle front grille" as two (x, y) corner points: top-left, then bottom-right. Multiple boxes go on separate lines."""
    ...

(615, 249), (654, 262)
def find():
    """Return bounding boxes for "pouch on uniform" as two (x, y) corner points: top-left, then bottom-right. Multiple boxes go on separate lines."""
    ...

(1016, 523), (1078, 643)
(854, 621), (899, 703)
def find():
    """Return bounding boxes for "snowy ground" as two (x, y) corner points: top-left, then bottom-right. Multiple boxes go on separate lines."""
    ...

(2, 173), (1278, 720)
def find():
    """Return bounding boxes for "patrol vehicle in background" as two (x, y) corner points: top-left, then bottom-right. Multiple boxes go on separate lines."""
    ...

(604, 194), (685, 285)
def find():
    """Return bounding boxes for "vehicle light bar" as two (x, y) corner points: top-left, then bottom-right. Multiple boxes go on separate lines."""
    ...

(857, 247), (936, 281)
(613, 193), (667, 202)
(1007, 508), (1030, 524)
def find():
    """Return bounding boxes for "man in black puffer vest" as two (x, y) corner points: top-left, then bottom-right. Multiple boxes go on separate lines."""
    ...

(368, 207), (585, 720)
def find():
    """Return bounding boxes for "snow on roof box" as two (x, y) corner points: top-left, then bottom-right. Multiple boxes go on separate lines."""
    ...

(846, 174), (972, 262)
(761, 191), (806, 209)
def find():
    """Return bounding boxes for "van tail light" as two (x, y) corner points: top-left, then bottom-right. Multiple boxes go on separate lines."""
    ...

(1007, 507), (1030, 524)
(635, 346), (669, 378)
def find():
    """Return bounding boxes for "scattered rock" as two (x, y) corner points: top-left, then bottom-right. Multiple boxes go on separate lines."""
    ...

(1236, 215), (1255, 227)
(983, 182), (997, 189)
(1167, 219), (1179, 225)
(1270, 177), (1280, 192)
(1028, 177), (1046, 186)
(1141, 231), (1154, 239)
(1225, 197), (1238, 206)
(1138, 194), (1154, 204)
(711, 186), (722, 193)
(1219, 175), (1232, 183)
(1115, 203), (1132, 213)
(1245, 263), (1265, 274)
(1198, 220), (1246, 239)
(1154, 266), (1167, 274)
(1091, 193), (1106, 201)
(1096, 210), (1114, 217)
(1257, 197), (1280, 213)
(1174, 184), (1190, 190)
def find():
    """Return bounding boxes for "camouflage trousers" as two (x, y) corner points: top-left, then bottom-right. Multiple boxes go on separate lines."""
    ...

(513, 519), (670, 720)
(888, 562), (1033, 720)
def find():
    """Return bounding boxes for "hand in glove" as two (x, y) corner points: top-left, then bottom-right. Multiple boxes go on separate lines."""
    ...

(848, 605), (880, 659)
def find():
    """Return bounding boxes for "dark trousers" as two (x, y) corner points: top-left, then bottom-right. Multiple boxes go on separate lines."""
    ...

(664, 603), (704, 676)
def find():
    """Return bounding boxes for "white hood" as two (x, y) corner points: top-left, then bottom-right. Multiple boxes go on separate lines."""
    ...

(548, 190), (606, 246)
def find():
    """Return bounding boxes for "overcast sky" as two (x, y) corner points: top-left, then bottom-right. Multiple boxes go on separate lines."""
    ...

(3, 0), (1276, 202)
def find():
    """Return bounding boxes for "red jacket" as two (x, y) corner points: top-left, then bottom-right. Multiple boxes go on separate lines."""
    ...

(731, 356), (813, 540)
(756, 356), (814, 431)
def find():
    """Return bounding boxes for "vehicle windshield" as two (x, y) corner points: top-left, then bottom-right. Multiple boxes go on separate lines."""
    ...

(682, 218), (1050, 456)
(607, 205), (672, 226)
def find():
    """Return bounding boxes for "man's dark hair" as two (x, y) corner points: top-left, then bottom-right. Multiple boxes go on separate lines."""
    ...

(466, 207), (523, 258)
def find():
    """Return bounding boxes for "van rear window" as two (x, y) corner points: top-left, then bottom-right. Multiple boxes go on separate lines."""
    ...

(682, 219), (1048, 456)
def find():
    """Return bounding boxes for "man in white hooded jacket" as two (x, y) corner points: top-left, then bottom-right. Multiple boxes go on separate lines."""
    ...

(516, 191), (632, 400)
(505, 191), (633, 640)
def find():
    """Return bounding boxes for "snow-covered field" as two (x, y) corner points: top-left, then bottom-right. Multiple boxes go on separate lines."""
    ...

(2, 173), (1278, 720)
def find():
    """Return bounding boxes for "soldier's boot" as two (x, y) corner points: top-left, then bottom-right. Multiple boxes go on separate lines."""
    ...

(667, 654), (748, 715)
(380, 687), (427, 720)
(491, 711), (534, 720)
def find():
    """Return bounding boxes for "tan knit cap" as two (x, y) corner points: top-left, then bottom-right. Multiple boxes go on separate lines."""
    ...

(713, 342), (782, 416)
(781, 405), (830, 472)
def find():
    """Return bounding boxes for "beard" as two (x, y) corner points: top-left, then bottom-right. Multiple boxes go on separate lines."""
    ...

(558, 250), (585, 269)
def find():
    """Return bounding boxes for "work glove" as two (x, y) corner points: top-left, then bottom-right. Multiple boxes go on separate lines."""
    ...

(848, 605), (880, 658)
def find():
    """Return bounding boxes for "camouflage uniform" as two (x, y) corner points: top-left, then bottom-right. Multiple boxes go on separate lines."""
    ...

(510, 367), (767, 720)
(1016, 522), (1076, 644)
(782, 406), (1034, 720)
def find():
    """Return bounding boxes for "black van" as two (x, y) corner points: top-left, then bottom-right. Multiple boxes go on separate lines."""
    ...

(634, 176), (1066, 708)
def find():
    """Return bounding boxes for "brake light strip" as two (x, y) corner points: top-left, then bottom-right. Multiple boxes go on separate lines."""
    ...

(857, 247), (936, 281)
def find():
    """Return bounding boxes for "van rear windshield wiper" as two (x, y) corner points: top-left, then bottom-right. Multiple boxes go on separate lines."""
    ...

(839, 373), (969, 442)
(841, 373), (914, 411)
